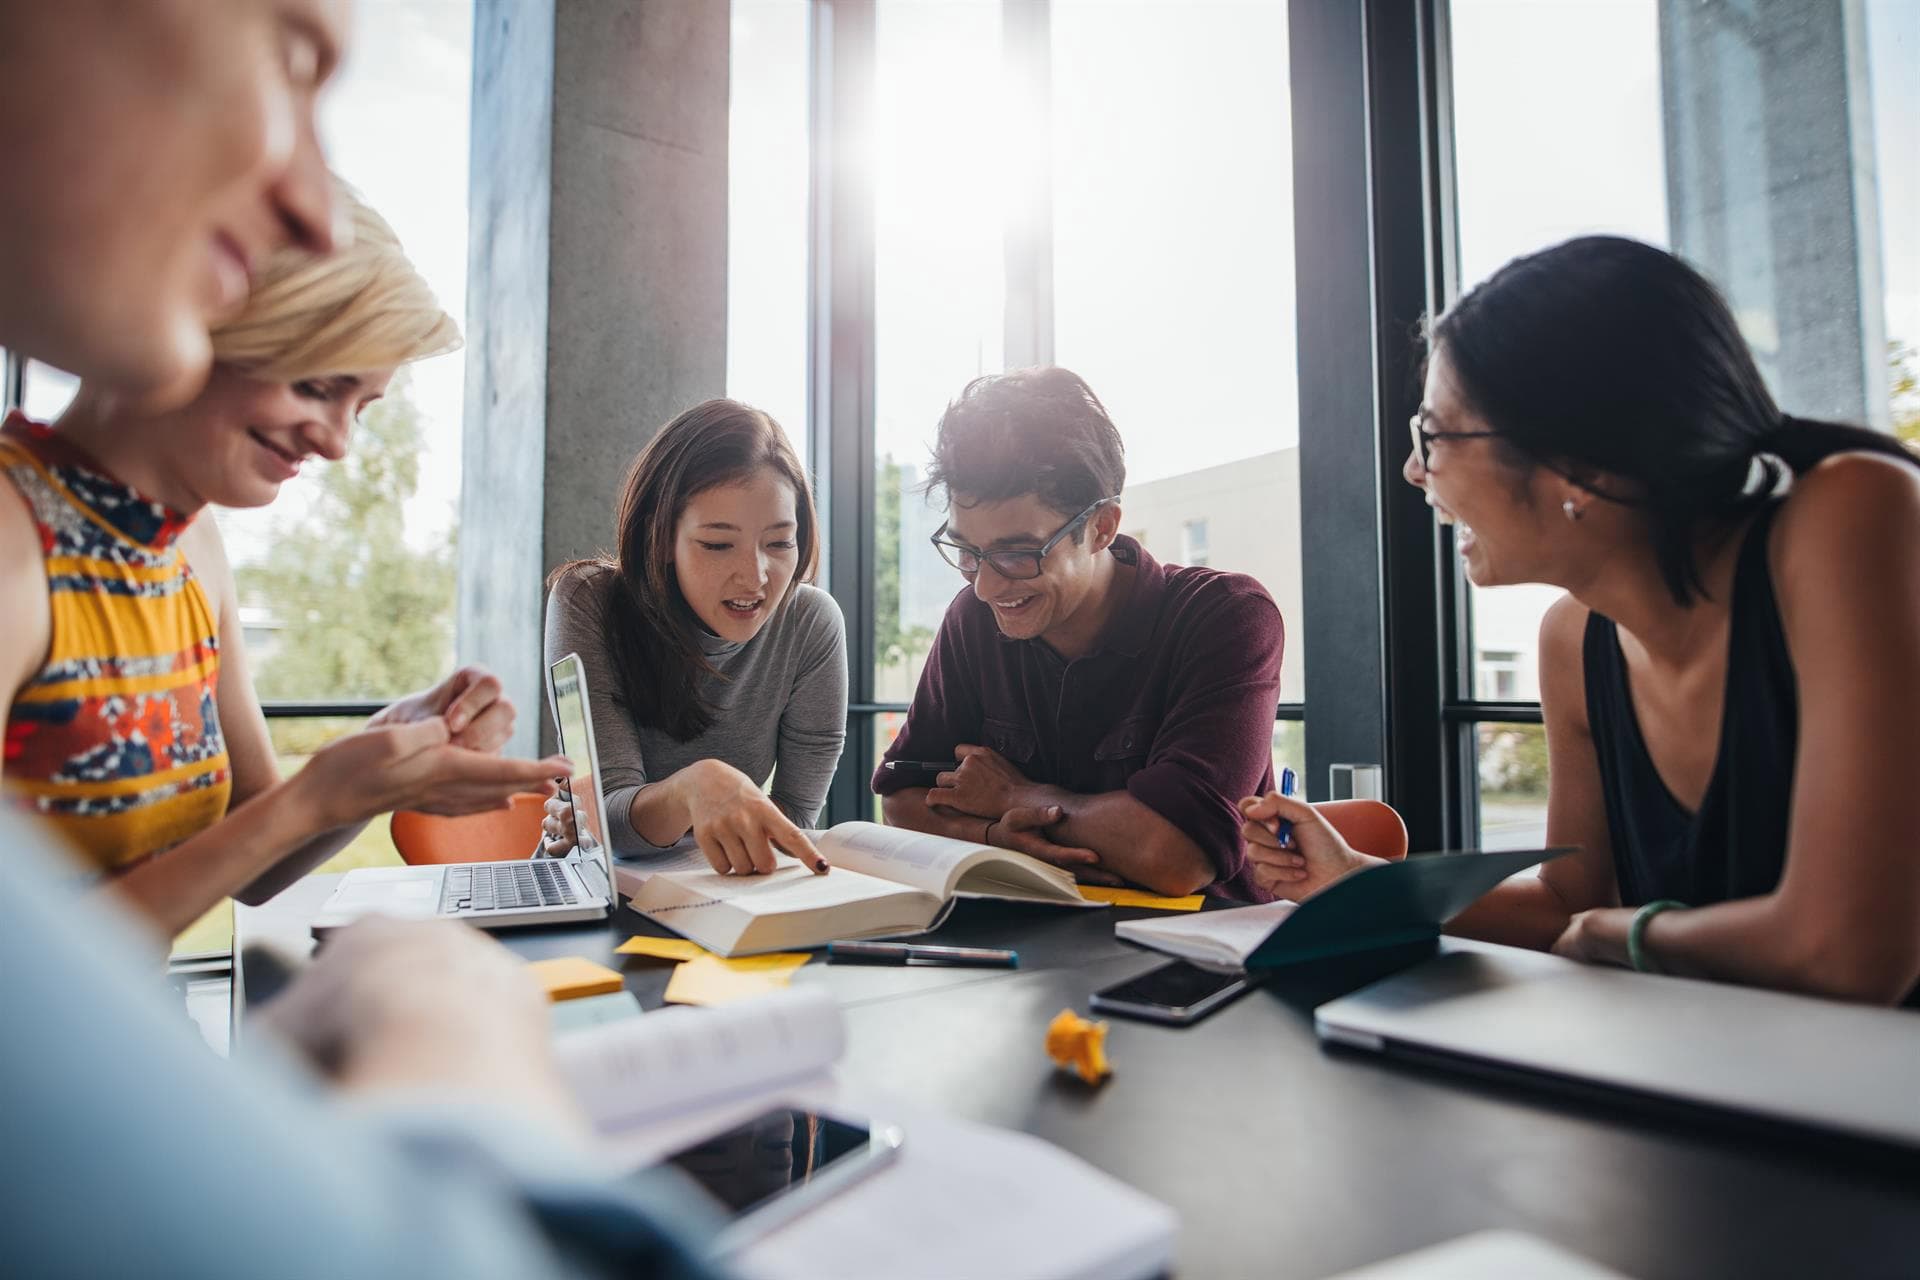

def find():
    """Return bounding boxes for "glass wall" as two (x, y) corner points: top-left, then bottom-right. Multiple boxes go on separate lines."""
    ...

(728, 0), (812, 455)
(1445, 0), (1917, 841)
(871, 0), (1006, 707)
(1051, 0), (1305, 709)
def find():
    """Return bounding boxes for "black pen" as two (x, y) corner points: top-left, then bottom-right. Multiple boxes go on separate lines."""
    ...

(882, 760), (960, 775)
(827, 941), (1019, 968)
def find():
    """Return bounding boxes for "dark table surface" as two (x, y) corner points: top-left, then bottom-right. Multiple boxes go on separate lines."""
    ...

(237, 879), (1920, 1280)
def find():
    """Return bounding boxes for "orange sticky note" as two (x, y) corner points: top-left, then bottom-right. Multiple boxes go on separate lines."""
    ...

(1079, 885), (1206, 912)
(527, 956), (625, 1002)
(615, 935), (708, 962)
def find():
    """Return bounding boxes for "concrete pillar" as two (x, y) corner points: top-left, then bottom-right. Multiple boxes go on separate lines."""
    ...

(1659, 0), (1890, 428)
(462, 0), (730, 755)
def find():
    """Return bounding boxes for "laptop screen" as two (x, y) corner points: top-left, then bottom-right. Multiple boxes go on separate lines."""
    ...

(548, 653), (612, 898)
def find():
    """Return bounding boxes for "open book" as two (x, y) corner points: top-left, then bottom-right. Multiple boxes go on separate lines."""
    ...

(554, 988), (1178, 1280)
(615, 821), (1099, 957)
(555, 987), (845, 1131)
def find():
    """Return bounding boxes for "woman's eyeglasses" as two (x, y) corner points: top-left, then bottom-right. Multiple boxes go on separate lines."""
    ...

(930, 497), (1117, 581)
(1409, 411), (1498, 471)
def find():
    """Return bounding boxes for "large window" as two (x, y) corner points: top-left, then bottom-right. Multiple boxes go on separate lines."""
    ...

(728, 0), (812, 453)
(784, 0), (1308, 811)
(1051, 0), (1304, 710)
(1442, 0), (1917, 845)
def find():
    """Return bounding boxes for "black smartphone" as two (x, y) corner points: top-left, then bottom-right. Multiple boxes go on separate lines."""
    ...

(660, 1107), (904, 1252)
(1089, 961), (1257, 1026)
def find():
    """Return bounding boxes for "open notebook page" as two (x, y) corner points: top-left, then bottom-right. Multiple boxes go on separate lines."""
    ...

(1115, 900), (1299, 969)
(555, 987), (845, 1131)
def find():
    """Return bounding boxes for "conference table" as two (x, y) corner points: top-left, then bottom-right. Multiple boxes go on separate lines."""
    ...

(236, 877), (1920, 1279)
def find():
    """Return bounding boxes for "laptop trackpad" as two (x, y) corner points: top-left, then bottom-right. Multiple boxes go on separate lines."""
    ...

(331, 868), (438, 916)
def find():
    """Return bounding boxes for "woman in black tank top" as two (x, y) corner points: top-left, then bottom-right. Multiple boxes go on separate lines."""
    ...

(1241, 236), (1920, 1007)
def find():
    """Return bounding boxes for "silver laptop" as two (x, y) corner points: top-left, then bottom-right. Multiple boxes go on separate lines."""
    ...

(1316, 939), (1920, 1152)
(311, 652), (615, 934)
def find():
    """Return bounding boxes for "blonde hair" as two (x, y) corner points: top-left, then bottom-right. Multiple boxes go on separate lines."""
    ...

(209, 180), (460, 381)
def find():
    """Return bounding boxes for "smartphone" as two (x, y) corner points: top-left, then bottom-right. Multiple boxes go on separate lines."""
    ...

(1089, 961), (1257, 1026)
(660, 1107), (904, 1252)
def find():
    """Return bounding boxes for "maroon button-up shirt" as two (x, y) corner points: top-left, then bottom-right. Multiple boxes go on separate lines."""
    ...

(873, 536), (1284, 901)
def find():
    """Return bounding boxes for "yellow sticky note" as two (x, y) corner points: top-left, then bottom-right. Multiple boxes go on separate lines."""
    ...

(615, 935), (709, 962)
(527, 956), (626, 1002)
(662, 954), (809, 1006)
(1079, 885), (1206, 912)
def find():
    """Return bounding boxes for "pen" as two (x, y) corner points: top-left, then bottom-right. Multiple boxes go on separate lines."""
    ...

(1275, 766), (1297, 848)
(826, 941), (1019, 968)
(883, 760), (961, 774)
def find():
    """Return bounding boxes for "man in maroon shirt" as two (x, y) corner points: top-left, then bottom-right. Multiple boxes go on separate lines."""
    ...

(873, 368), (1285, 900)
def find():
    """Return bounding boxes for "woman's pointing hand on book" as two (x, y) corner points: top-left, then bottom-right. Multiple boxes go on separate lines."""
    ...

(675, 758), (829, 877)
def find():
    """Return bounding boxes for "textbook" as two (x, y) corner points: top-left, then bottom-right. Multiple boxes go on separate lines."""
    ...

(616, 821), (1099, 957)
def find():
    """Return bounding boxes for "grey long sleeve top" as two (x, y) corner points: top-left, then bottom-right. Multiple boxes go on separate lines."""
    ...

(543, 565), (848, 857)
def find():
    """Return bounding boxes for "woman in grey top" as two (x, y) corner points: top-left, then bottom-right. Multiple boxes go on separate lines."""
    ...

(544, 399), (847, 875)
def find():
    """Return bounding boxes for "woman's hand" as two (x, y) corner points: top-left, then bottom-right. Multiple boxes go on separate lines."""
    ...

(539, 792), (579, 857)
(369, 666), (516, 753)
(1239, 791), (1380, 901)
(1549, 908), (1631, 967)
(294, 717), (569, 829)
(679, 759), (828, 876)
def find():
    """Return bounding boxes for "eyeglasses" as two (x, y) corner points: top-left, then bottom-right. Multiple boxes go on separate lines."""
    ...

(930, 497), (1118, 581)
(1409, 411), (1498, 471)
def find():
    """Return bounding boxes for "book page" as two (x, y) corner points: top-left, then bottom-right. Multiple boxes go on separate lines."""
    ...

(648, 856), (914, 917)
(814, 822), (988, 896)
(555, 987), (844, 1132)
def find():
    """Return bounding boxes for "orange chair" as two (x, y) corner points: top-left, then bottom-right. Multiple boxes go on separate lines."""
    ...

(1312, 799), (1409, 861)
(390, 792), (551, 865)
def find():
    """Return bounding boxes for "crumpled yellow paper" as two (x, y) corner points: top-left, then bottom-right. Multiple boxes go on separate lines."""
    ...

(1045, 1008), (1112, 1084)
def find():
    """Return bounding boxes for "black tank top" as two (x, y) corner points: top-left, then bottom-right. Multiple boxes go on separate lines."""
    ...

(1583, 505), (1797, 911)
(1585, 507), (1920, 1007)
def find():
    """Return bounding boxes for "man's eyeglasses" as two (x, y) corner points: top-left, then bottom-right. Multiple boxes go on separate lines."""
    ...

(930, 497), (1118, 581)
(1409, 411), (1498, 471)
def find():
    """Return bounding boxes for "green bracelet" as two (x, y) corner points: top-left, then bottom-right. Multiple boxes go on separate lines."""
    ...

(1627, 899), (1687, 974)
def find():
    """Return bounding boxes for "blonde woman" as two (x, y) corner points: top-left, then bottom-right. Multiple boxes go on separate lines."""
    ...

(0, 183), (568, 938)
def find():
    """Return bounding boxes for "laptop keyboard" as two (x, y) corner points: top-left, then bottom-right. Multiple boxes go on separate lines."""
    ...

(442, 861), (578, 914)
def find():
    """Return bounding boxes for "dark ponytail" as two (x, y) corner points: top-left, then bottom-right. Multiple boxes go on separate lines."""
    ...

(1432, 236), (1915, 606)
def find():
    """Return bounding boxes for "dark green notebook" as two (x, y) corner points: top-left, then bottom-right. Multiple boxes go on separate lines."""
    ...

(1245, 847), (1574, 971)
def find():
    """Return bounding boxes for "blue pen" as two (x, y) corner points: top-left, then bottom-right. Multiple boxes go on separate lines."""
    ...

(1275, 766), (1297, 848)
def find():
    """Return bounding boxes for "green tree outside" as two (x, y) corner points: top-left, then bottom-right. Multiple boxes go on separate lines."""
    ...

(873, 453), (934, 683)
(237, 374), (456, 707)
(1893, 341), (1920, 450)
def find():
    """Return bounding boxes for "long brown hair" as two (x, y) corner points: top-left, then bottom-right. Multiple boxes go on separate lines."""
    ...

(551, 399), (819, 741)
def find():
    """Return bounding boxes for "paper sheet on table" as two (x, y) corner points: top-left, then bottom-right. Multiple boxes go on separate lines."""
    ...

(732, 1085), (1178, 1280)
(662, 953), (811, 1006)
(1326, 1230), (1631, 1279)
(616, 935), (710, 961)
(1114, 899), (1299, 969)
(1078, 885), (1205, 911)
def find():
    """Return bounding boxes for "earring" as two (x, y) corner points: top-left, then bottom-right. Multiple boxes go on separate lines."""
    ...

(1562, 499), (1583, 522)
